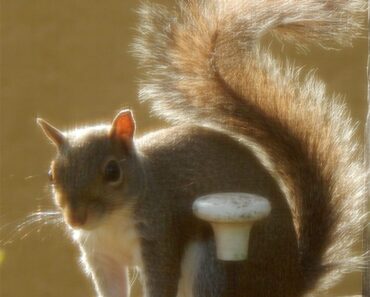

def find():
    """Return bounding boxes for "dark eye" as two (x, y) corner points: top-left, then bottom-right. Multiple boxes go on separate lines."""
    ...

(48, 169), (54, 183)
(103, 160), (122, 183)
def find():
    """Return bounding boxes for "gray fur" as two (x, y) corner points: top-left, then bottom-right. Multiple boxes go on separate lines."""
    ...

(39, 0), (366, 296)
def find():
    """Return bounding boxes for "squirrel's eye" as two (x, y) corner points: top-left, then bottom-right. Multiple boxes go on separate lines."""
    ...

(103, 160), (121, 184)
(48, 169), (54, 183)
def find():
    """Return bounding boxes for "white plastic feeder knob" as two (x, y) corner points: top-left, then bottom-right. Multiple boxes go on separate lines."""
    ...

(193, 193), (271, 261)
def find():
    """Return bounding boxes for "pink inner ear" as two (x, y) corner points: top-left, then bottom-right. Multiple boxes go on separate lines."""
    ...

(111, 110), (135, 140)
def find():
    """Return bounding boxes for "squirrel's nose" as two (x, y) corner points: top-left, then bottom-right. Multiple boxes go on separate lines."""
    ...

(64, 206), (88, 229)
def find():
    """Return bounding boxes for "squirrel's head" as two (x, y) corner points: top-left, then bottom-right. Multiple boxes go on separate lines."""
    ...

(37, 110), (143, 230)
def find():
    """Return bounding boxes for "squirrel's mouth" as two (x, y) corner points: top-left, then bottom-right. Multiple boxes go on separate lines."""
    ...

(63, 205), (103, 230)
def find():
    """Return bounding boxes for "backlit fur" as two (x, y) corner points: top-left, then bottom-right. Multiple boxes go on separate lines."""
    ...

(133, 0), (367, 294)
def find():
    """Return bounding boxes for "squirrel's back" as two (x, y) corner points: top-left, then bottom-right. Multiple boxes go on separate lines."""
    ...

(134, 0), (366, 294)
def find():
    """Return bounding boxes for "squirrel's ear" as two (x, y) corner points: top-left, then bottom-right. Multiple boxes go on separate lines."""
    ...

(110, 109), (136, 141)
(37, 118), (66, 148)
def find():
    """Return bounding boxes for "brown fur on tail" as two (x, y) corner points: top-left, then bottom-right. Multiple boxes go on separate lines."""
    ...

(133, 0), (366, 294)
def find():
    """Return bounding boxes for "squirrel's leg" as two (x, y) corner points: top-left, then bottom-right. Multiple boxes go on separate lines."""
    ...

(80, 252), (129, 297)
(139, 236), (183, 297)
(192, 239), (226, 297)
(140, 238), (182, 297)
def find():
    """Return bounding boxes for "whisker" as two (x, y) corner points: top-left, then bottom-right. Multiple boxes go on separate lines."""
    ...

(24, 174), (42, 181)
(82, 231), (91, 246)
(0, 210), (64, 246)
(129, 267), (140, 288)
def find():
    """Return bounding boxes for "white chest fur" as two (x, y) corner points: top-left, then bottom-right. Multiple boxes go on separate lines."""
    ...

(72, 208), (142, 297)
(73, 207), (142, 266)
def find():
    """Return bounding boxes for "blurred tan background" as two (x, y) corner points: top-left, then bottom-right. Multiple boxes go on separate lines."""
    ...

(0, 1), (367, 296)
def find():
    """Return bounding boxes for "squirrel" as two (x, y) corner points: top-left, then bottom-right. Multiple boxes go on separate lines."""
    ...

(37, 0), (366, 297)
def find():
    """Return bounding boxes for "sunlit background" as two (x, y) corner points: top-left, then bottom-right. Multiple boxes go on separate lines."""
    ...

(1, 1), (367, 296)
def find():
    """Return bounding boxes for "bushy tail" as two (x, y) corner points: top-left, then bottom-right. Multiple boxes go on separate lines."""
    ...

(133, 0), (366, 294)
